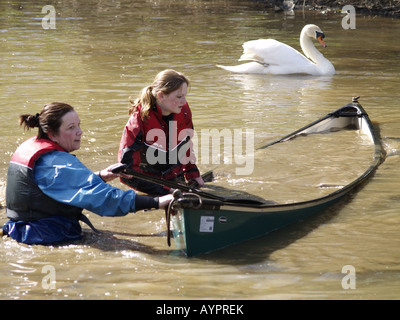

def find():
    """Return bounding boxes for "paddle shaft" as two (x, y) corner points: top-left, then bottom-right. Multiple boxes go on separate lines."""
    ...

(124, 168), (226, 201)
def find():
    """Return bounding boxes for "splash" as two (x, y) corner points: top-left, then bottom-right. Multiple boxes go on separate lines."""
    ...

(383, 137), (400, 157)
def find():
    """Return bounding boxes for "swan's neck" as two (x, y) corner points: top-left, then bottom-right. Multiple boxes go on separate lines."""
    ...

(300, 35), (322, 63)
(300, 34), (334, 74)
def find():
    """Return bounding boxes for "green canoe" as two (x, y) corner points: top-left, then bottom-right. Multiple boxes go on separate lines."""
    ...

(169, 98), (385, 257)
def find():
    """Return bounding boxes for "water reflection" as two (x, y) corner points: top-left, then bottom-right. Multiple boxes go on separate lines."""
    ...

(228, 73), (334, 108)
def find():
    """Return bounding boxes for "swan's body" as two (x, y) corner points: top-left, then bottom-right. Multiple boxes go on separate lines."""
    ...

(218, 24), (335, 76)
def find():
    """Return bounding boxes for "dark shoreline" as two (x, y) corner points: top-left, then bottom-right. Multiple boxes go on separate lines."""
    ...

(265, 0), (400, 18)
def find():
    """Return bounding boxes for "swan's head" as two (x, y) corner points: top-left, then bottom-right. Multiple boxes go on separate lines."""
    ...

(302, 24), (327, 48)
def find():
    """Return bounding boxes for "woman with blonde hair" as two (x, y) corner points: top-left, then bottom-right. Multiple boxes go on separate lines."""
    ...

(118, 69), (204, 195)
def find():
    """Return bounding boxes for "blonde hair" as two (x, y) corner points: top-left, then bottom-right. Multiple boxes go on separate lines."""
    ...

(129, 69), (190, 120)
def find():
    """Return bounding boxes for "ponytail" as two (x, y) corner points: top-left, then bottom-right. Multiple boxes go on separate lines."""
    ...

(19, 113), (40, 130)
(18, 102), (74, 139)
(128, 85), (156, 120)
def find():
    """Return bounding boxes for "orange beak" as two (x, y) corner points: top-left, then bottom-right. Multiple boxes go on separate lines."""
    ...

(317, 35), (327, 48)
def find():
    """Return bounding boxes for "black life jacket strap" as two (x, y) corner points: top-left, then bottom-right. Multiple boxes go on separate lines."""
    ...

(79, 214), (100, 234)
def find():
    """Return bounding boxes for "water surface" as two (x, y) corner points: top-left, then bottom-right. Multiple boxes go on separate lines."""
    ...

(1, 0), (400, 300)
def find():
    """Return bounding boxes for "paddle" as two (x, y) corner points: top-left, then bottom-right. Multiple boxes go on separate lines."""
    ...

(123, 167), (268, 212)
(123, 168), (226, 202)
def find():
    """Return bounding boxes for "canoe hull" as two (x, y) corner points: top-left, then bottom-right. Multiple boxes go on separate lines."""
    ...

(172, 194), (343, 257)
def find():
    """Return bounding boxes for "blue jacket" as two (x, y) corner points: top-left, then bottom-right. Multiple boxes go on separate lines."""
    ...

(34, 150), (138, 216)
(4, 137), (140, 244)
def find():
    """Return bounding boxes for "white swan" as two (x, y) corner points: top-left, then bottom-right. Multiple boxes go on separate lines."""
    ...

(218, 24), (335, 76)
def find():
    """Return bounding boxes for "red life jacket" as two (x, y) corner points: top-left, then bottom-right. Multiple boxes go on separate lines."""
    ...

(6, 137), (83, 221)
(10, 136), (66, 168)
(118, 103), (200, 194)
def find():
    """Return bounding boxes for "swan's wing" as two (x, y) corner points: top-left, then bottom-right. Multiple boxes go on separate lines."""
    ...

(240, 39), (312, 67)
(217, 62), (268, 74)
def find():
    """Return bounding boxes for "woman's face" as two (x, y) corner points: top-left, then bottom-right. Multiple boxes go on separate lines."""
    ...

(157, 82), (188, 116)
(49, 111), (82, 152)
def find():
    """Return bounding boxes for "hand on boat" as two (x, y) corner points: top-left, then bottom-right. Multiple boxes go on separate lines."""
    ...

(97, 163), (133, 182)
(194, 176), (205, 187)
(187, 176), (205, 188)
(158, 194), (174, 209)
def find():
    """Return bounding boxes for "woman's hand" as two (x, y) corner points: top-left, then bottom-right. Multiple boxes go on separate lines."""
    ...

(190, 176), (205, 188)
(97, 163), (132, 182)
(158, 194), (174, 209)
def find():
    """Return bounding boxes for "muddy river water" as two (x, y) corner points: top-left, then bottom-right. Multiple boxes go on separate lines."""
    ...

(0, 0), (399, 300)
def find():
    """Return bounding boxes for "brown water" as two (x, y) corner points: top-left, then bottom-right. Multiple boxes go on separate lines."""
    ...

(1, 0), (400, 300)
